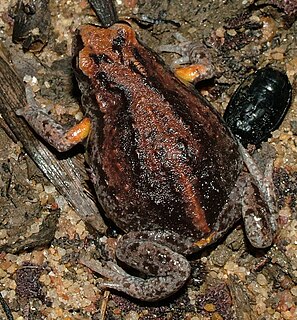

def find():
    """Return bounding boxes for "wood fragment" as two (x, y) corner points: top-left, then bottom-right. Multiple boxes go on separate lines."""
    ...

(88, 0), (118, 26)
(11, 0), (51, 52)
(0, 292), (14, 320)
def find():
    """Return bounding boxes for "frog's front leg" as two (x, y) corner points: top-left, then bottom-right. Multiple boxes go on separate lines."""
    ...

(238, 144), (277, 248)
(158, 34), (215, 83)
(17, 86), (91, 152)
(81, 231), (191, 301)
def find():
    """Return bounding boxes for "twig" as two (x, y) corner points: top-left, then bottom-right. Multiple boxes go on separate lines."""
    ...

(0, 292), (14, 320)
(100, 290), (110, 320)
(88, 0), (118, 26)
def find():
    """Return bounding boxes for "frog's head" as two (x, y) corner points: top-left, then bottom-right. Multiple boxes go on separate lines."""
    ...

(73, 23), (140, 81)
(72, 22), (163, 115)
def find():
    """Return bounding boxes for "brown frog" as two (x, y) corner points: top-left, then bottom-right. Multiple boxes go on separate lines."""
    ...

(18, 23), (277, 301)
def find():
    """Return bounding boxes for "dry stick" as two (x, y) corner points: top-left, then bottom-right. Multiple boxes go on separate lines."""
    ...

(0, 292), (14, 320)
(88, 0), (118, 26)
(0, 50), (106, 234)
(100, 290), (110, 320)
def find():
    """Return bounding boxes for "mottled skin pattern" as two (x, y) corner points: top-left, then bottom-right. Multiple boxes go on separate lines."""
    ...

(20, 23), (277, 301)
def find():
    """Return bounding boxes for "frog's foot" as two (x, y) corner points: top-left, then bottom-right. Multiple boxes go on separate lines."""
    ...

(242, 175), (275, 248)
(158, 33), (214, 83)
(17, 86), (91, 152)
(159, 33), (192, 66)
(238, 144), (277, 248)
(80, 235), (191, 301)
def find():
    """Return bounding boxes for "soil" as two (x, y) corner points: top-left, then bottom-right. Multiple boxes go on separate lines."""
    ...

(0, 0), (296, 319)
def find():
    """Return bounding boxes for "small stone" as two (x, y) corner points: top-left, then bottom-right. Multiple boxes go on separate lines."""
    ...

(44, 185), (56, 194)
(257, 273), (268, 286)
(204, 303), (216, 312)
(125, 311), (140, 320)
(256, 300), (267, 315)
(290, 120), (297, 135)
(44, 81), (51, 88)
(227, 29), (237, 36)
(211, 246), (232, 267)
(271, 52), (284, 60)
(75, 111), (84, 121)
(290, 286), (297, 296)
(215, 27), (225, 38)
(0, 268), (7, 278)
(82, 283), (97, 300)
(211, 313), (223, 320)
(8, 279), (17, 290)
(7, 264), (17, 274)
(5, 254), (18, 263)
(0, 229), (8, 240)
(76, 220), (86, 238)
(23, 75), (33, 83)
(35, 183), (44, 193)
(40, 274), (51, 286)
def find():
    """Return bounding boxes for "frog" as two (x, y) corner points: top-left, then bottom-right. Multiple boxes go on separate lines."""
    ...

(18, 23), (277, 302)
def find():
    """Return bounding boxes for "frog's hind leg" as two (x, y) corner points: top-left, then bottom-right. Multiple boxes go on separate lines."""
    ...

(238, 144), (277, 248)
(80, 230), (191, 302)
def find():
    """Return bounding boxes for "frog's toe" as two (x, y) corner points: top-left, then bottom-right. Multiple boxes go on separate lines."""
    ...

(242, 179), (275, 248)
(243, 213), (274, 248)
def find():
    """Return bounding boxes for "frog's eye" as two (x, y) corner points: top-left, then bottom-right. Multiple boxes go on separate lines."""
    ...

(112, 30), (126, 54)
(90, 53), (113, 65)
